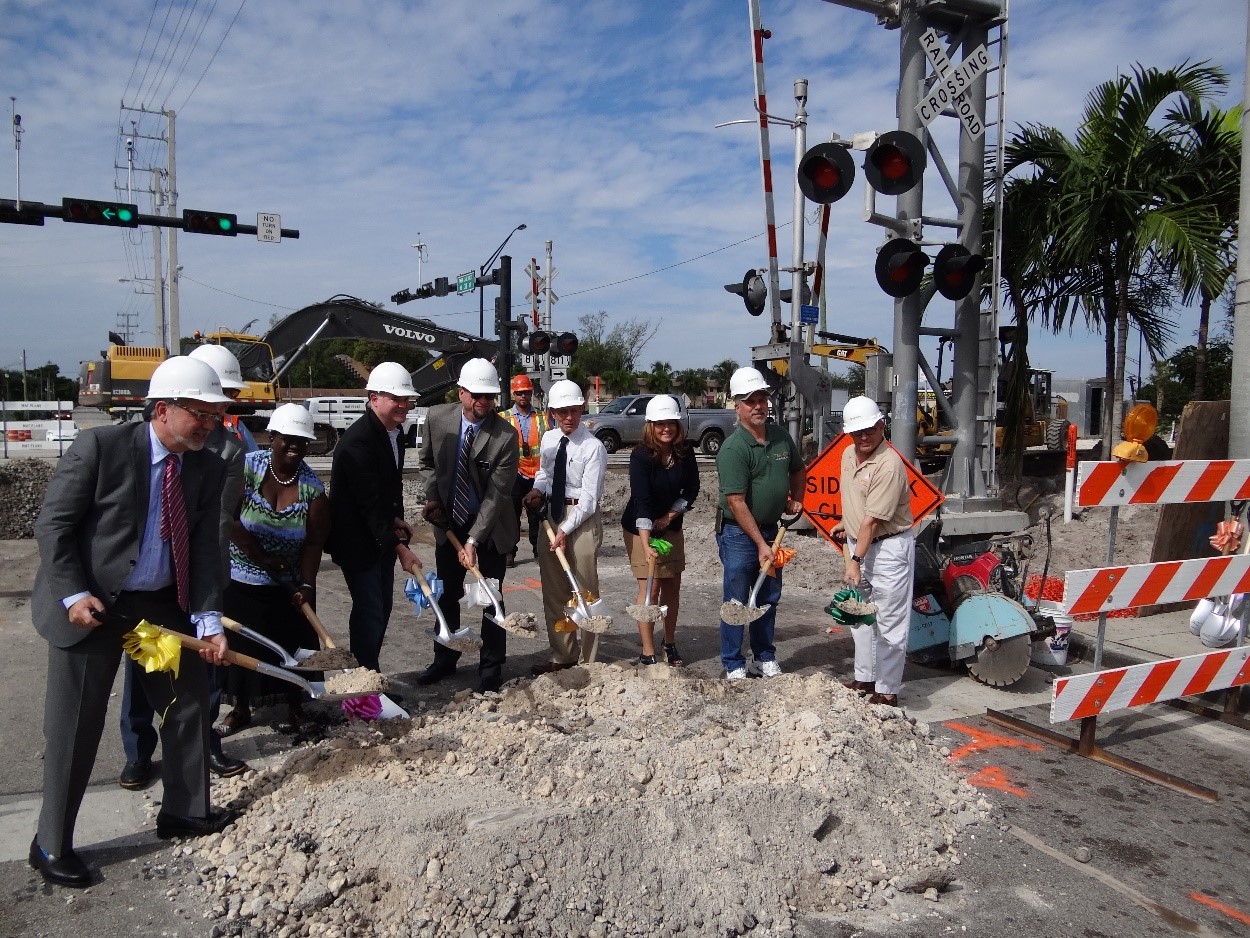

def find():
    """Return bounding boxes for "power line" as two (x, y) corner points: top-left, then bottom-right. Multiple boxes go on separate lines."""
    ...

(177, 0), (247, 112)
(179, 273), (293, 309)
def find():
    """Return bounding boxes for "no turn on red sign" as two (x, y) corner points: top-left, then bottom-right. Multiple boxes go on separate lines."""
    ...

(802, 434), (944, 547)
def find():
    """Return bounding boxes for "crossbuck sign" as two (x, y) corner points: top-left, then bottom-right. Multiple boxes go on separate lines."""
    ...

(915, 28), (988, 138)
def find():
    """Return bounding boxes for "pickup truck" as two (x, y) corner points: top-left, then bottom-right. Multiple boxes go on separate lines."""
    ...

(582, 394), (738, 455)
(301, 396), (428, 455)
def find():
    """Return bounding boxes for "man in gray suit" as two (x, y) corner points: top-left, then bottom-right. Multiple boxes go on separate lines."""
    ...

(415, 358), (520, 692)
(29, 357), (238, 888)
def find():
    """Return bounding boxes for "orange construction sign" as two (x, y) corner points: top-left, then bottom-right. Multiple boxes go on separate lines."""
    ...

(802, 434), (943, 547)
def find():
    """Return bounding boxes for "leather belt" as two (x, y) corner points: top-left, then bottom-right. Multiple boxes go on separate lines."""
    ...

(871, 530), (902, 544)
(564, 498), (579, 505)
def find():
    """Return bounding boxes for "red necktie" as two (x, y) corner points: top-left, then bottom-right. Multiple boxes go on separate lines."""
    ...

(160, 455), (191, 612)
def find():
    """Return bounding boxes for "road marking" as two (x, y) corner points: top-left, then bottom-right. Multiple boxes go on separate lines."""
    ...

(966, 765), (1028, 798)
(945, 721), (1044, 762)
(1010, 825), (1217, 936)
(1187, 891), (1250, 926)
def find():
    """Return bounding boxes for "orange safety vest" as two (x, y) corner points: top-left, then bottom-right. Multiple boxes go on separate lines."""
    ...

(502, 407), (549, 479)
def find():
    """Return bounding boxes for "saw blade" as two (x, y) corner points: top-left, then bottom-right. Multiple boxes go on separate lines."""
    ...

(966, 633), (1032, 687)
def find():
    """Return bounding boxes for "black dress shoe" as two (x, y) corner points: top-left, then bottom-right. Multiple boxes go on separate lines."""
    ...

(530, 660), (576, 676)
(118, 758), (153, 790)
(414, 664), (455, 686)
(28, 838), (91, 888)
(208, 752), (249, 778)
(474, 677), (503, 694)
(156, 808), (238, 839)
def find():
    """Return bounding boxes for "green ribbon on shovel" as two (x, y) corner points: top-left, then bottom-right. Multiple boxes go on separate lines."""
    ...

(824, 586), (876, 626)
(649, 537), (673, 557)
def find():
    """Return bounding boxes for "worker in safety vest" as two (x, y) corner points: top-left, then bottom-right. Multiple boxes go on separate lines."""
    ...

(500, 374), (549, 566)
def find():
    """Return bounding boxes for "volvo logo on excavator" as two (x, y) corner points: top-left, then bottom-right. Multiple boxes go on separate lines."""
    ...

(382, 324), (438, 343)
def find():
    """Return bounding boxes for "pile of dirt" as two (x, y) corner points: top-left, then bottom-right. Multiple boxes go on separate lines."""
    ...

(195, 666), (986, 936)
(0, 459), (53, 539)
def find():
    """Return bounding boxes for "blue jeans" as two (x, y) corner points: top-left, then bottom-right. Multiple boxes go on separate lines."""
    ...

(718, 522), (782, 672)
(342, 557), (396, 673)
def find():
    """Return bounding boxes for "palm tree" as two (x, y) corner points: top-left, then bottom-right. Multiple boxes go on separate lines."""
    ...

(648, 361), (674, 394)
(1003, 62), (1229, 452)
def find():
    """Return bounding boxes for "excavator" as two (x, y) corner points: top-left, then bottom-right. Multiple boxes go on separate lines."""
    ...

(79, 296), (499, 438)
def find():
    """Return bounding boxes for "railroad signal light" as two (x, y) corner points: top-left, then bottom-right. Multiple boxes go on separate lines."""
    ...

(874, 239), (930, 298)
(62, 197), (139, 228)
(724, 268), (767, 316)
(553, 332), (579, 357)
(519, 330), (552, 355)
(932, 244), (986, 300)
(863, 131), (926, 196)
(797, 142), (856, 204)
(182, 209), (237, 236)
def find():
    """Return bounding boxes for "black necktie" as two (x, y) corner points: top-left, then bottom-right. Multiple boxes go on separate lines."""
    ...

(550, 436), (569, 524)
(452, 426), (476, 526)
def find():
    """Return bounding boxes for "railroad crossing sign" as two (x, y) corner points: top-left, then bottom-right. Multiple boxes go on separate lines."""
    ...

(801, 434), (943, 546)
(915, 28), (988, 138)
(256, 212), (281, 243)
(456, 271), (476, 295)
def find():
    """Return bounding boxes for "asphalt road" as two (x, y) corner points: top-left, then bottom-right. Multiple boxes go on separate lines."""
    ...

(1, 527), (1248, 936)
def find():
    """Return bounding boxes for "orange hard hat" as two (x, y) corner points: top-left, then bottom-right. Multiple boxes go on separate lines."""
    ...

(511, 374), (534, 392)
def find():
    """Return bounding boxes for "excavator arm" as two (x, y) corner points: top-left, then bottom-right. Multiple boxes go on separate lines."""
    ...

(243, 295), (500, 405)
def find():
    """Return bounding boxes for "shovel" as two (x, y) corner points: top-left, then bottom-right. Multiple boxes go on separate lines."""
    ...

(720, 513), (800, 626)
(258, 561), (362, 670)
(625, 555), (668, 625)
(401, 558), (483, 653)
(443, 530), (539, 638)
(148, 624), (386, 703)
(543, 521), (612, 662)
(221, 616), (326, 672)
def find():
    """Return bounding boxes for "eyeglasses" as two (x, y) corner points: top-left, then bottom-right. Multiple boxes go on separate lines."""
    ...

(849, 426), (880, 437)
(378, 392), (414, 406)
(463, 390), (497, 401)
(738, 395), (770, 409)
(171, 401), (222, 424)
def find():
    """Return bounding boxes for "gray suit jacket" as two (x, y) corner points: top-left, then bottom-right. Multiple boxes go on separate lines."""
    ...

(418, 402), (520, 554)
(32, 421), (227, 648)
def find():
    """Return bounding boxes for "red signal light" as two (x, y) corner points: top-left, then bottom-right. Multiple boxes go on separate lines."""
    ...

(797, 143), (856, 205)
(863, 131), (926, 196)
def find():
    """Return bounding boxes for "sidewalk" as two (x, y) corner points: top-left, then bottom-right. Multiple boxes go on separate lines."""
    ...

(1066, 606), (1208, 669)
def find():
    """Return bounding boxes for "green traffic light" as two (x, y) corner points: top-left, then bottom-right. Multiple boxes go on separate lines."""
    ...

(117, 207), (134, 222)
(218, 217), (233, 232)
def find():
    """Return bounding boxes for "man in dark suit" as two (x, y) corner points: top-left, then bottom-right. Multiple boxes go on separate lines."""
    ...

(30, 356), (238, 888)
(326, 362), (420, 674)
(415, 358), (520, 692)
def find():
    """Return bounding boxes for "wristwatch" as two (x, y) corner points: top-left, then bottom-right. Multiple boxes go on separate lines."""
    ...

(851, 553), (866, 565)
(465, 536), (477, 548)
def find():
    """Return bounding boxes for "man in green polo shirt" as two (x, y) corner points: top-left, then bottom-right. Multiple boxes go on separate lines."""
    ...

(716, 367), (806, 680)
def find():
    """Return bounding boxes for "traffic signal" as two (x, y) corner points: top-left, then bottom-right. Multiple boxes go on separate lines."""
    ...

(932, 244), (986, 300)
(874, 239), (929, 298)
(552, 332), (579, 356)
(519, 330), (552, 355)
(863, 131), (926, 196)
(63, 197), (139, 228)
(392, 283), (435, 304)
(797, 143), (856, 204)
(434, 276), (450, 297)
(0, 198), (45, 226)
(724, 268), (767, 316)
(183, 209), (237, 236)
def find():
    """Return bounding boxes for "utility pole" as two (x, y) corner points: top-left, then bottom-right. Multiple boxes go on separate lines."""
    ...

(788, 78), (809, 447)
(1230, 10), (1250, 459)
(153, 171), (167, 351)
(165, 109), (180, 350)
(412, 234), (429, 285)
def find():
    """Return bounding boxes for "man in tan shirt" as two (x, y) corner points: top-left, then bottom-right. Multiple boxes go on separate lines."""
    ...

(832, 396), (915, 706)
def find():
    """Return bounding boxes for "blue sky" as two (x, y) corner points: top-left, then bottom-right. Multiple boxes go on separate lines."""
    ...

(1, 0), (1243, 386)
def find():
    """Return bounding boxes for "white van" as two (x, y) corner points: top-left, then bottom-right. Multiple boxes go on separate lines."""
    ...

(302, 397), (427, 454)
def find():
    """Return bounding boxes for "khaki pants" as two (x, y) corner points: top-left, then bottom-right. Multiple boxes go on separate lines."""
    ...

(537, 514), (603, 664)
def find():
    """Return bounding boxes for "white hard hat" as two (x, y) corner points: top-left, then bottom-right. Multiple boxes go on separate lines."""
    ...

(843, 395), (885, 433)
(729, 367), (769, 398)
(146, 356), (232, 403)
(365, 361), (416, 396)
(267, 403), (317, 440)
(188, 344), (247, 390)
(458, 357), (501, 395)
(548, 379), (585, 409)
(645, 395), (682, 422)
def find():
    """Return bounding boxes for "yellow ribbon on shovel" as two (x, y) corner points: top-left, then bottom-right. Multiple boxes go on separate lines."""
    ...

(122, 620), (182, 678)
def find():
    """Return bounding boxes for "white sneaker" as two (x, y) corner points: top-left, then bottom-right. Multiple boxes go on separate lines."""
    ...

(759, 660), (783, 678)
(725, 668), (748, 681)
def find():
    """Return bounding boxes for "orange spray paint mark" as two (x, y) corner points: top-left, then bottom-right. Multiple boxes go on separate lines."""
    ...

(945, 722), (1044, 762)
(966, 765), (1028, 798)
(1188, 891), (1250, 926)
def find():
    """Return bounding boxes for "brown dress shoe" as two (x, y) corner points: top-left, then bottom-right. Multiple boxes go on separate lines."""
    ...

(842, 679), (875, 696)
(867, 692), (900, 707)
(530, 660), (576, 676)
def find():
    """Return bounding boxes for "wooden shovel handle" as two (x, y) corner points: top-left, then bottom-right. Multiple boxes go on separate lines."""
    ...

(759, 525), (789, 578)
(402, 560), (439, 603)
(149, 623), (267, 672)
(443, 530), (487, 581)
(295, 599), (335, 649)
(543, 520), (575, 575)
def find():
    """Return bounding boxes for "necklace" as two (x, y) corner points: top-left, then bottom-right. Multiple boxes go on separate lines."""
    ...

(269, 463), (298, 486)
